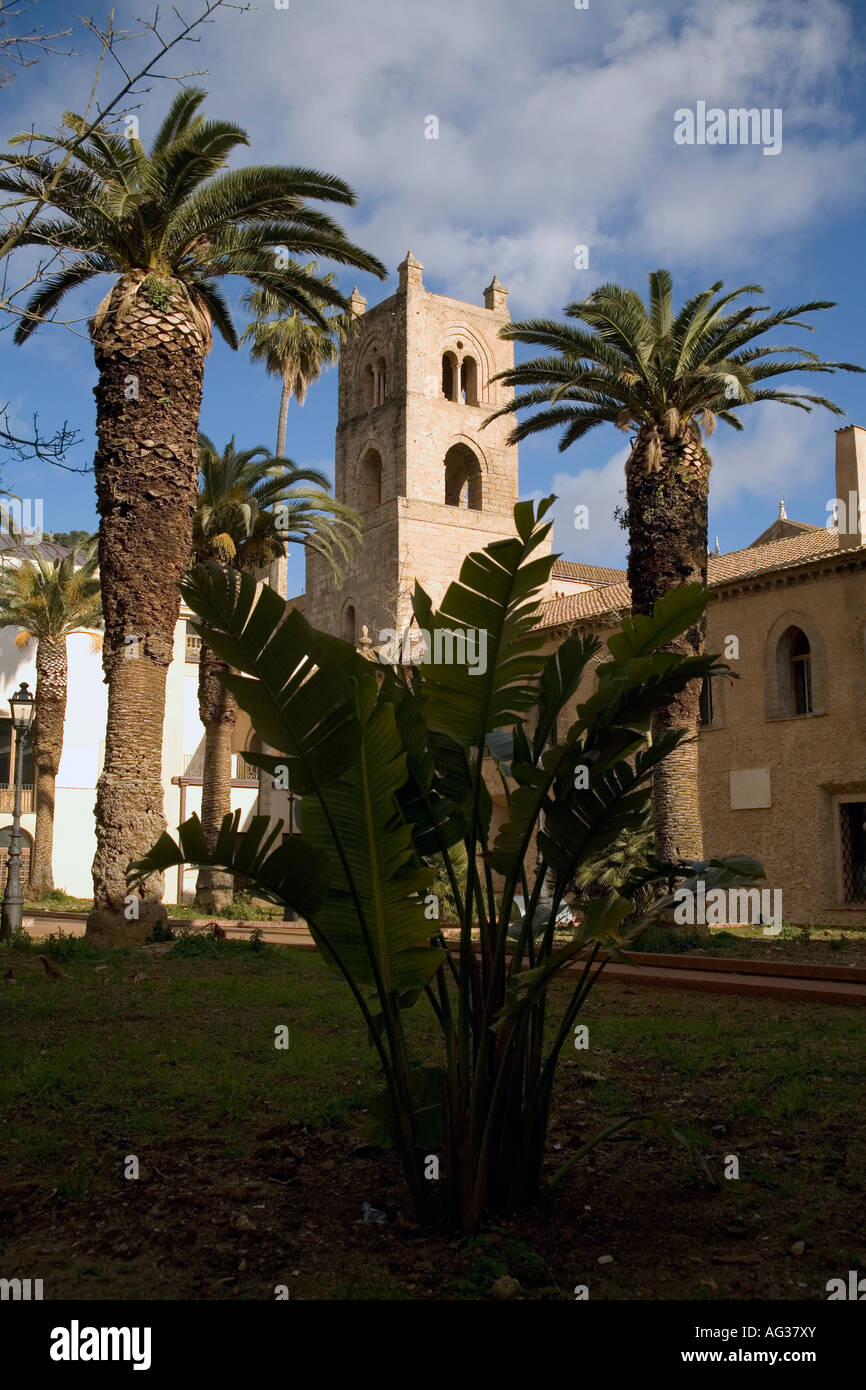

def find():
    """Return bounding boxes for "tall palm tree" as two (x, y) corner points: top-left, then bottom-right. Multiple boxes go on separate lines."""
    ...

(486, 271), (862, 861)
(0, 542), (102, 895)
(241, 261), (355, 457)
(192, 434), (360, 910)
(1, 87), (385, 942)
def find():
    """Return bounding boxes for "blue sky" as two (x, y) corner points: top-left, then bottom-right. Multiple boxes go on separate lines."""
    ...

(2, 0), (865, 599)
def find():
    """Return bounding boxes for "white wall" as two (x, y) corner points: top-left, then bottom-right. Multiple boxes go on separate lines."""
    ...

(0, 608), (263, 905)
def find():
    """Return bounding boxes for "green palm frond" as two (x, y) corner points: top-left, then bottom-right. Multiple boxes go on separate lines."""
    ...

(6, 86), (387, 346)
(194, 434), (361, 583)
(0, 539), (102, 641)
(487, 271), (864, 454)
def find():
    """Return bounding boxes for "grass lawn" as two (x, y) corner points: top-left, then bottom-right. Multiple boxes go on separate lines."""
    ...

(1, 933), (864, 1300)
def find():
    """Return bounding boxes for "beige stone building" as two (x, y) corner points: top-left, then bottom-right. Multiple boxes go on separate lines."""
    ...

(534, 426), (866, 928)
(300, 256), (866, 928)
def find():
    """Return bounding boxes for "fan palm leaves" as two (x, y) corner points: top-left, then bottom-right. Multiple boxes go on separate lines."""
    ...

(486, 271), (863, 859)
(240, 263), (356, 455)
(194, 433), (360, 580)
(4, 89), (386, 344)
(0, 86), (385, 941)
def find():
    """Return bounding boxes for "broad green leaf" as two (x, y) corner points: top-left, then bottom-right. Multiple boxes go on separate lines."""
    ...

(127, 809), (331, 921)
(605, 582), (708, 661)
(416, 499), (556, 748)
(181, 562), (361, 793)
(300, 686), (445, 993)
(360, 1067), (446, 1150)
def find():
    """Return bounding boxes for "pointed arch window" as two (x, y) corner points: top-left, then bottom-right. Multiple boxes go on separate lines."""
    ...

(358, 449), (383, 509)
(444, 443), (482, 510)
(461, 356), (478, 406)
(790, 630), (812, 715)
(765, 613), (825, 721)
(442, 352), (458, 401)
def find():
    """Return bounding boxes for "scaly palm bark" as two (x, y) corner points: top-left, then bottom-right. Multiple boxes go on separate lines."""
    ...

(89, 272), (209, 939)
(625, 423), (709, 857)
(195, 639), (237, 911)
(31, 635), (68, 895)
(0, 542), (101, 896)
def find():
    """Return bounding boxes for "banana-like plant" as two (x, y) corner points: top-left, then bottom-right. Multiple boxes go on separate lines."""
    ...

(129, 497), (763, 1231)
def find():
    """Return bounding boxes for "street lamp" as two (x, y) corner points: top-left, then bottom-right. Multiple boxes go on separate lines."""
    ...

(1, 682), (36, 942)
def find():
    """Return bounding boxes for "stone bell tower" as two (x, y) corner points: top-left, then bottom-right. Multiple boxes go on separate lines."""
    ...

(304, 252), (532, 642)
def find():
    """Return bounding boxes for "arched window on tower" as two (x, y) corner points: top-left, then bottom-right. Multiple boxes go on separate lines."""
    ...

(460, 356), (478, 406)
(365, 357), (387, 407)
(442, 352), (458, 401)
(342, 603), (357, 644)
(358, 448), (383, 509)
(444, 443), (482, 510)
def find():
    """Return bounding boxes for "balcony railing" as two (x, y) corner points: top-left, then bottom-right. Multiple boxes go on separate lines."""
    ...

(180, 752), (260, 783)
(0, 785), (34, 813)
(233, 754), (260, 783)
(185, 632), (202, 662)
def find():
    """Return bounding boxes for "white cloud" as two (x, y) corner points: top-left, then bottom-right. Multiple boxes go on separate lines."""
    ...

(548, 443), (630, 568)
(5, 0), (862, 316)
(706, 404), (827, 508)
(168, 0), (866, 312)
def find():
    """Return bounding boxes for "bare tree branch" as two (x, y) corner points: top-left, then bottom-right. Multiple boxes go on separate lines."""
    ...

(0, 0), (252, 280)
(0, 1), (251, 467)
(0, 405), (88, 468)
(0, 0), (75, 85)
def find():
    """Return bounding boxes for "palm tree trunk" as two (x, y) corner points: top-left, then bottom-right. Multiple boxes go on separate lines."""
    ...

(29, 636), (67, 896)
(276, 372), (291, 457)
(269, 374), (293, 593)
(625, 427), (711, 863)
(86, 271), (210, 945)
(194, 639), (237, 912)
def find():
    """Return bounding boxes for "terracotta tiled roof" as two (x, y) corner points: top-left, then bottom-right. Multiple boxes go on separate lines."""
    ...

(748, 517), (822, 548)
(550, 558), (627, 584)
(536, 583), (632, 627)
(535, 528), (865, 631)
(285, 593), (305, 612)
(706, 528), (840, 584)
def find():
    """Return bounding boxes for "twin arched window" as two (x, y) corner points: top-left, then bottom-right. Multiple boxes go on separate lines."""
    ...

(365, 357), (387, 407)
(442, 349), (479, 406)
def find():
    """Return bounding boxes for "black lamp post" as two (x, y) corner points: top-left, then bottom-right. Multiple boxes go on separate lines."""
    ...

(1, 682), (36, 942)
